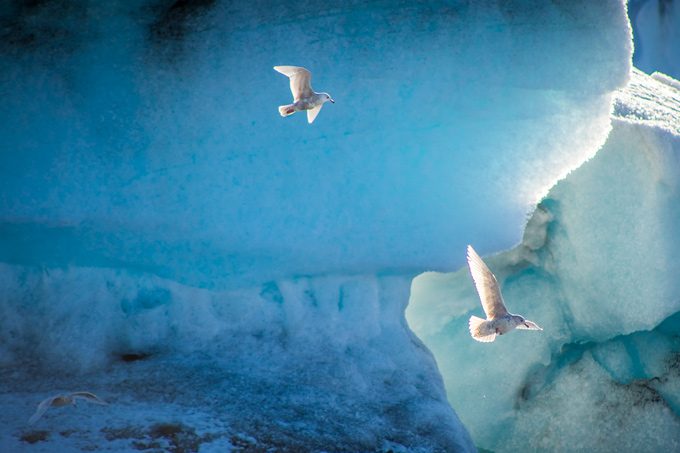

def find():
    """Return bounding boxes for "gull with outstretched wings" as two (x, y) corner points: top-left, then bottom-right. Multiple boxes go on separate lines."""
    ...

(28, 391), (108, 424)
(466, 245), (542, 342)
(274, 66), (334, 124)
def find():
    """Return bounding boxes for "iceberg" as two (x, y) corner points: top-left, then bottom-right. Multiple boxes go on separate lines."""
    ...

(0, 0), (651, 450)
(408, 69), (680, 452)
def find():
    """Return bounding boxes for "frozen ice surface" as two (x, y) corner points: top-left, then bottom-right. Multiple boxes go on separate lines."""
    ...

(508, 350), (680, 452)
(407, 69), (680, 452)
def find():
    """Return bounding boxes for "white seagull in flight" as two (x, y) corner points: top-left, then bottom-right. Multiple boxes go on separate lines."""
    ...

(274, 65), (334, 124)
(28, 391), (108, 425)
(466, 245), (542, 342)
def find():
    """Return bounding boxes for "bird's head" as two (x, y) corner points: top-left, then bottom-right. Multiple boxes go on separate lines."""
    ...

(321, 93), (335, 104)
(513, 315), (543, 330)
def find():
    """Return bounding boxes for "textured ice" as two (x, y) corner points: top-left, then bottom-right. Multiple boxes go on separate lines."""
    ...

(508, 351), (680, 452)
(0, 271), (472, 451)
(407, 69), (680, 451)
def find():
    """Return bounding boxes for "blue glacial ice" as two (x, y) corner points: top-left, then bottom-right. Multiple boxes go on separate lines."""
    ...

(0, 0), (669, 451)
(0, 0), (630, 287)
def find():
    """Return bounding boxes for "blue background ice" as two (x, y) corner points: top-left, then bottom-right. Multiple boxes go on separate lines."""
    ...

(0, 0), (629, 288)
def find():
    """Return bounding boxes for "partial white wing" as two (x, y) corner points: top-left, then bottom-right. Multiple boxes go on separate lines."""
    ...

(467, 245), (508, 319)
(71, 391), (108, 405)
(307, 104), (323, 124)
(28, 396), (57, 425)
(516, 320), (543, 330)
(273, 66), (313, 101)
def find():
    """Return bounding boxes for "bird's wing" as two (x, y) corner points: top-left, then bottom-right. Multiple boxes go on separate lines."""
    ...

(72, 392), (108, 405)
(28, 396), (56, 424)
(466, 245), (509, 319)
(274, 66), (313, 101)
(307, 104), (323, 124)
(516, 320), (543, 330)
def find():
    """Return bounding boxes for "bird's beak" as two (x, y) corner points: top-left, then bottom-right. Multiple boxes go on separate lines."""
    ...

(330, 98), (335, 103)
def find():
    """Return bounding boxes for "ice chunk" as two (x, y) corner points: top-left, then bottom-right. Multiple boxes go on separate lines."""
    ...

(407, 69), (680, 451)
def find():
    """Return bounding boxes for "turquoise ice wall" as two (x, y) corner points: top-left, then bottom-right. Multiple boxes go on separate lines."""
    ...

(0, 0), (630, 289)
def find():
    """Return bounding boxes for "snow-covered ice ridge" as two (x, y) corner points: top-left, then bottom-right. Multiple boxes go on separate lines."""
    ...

(0, 272), (472, 451)
(408, 69), (680, 452)
(0, 0), (636, 451)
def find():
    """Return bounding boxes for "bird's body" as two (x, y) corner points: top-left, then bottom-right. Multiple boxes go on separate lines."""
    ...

(28, 391), (108, 424)
(466, 245), (542, 342)
(274, 65), (334, 124)
(279, 97), (323, 117)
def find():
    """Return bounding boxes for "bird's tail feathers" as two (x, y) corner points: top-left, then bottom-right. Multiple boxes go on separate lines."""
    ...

(278, 104), (296, 117)
(469, 316), (496, 343)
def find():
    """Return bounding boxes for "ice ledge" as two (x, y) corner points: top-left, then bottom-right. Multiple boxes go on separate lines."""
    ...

(0, 266), (475, 452)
